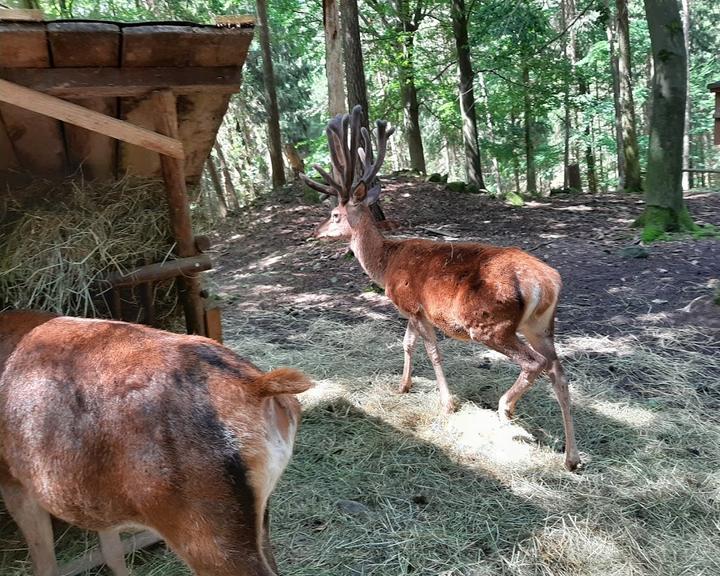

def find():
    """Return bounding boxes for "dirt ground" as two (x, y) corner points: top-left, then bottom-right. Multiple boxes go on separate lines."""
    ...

(209, 176), (720, 343)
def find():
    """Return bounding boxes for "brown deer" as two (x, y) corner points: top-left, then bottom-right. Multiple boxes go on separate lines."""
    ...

(0, 310), (312, 576)
(300, 107), (580, 471)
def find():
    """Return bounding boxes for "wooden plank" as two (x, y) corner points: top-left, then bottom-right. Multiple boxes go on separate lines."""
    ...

(59, 530), (162, 576)
(0, 66), (243, 97)
(214, 15), (255, 26)
(204, 306), (223, 343)
(121, 24), (253, 182)
(0, 22), (65, 175)
(0, 109), (19, 170)
(48, 22), (120, 179)
(0, 8), (44, 22)
(0, 80), (185, 159)
(151, 90), (205, 336)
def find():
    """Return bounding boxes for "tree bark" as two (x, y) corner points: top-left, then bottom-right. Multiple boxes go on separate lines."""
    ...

(340, 0), (370, 126)
(616, 0), (642, 191)
(398, 31), (426, 173)
(214, 142), (240, 211)
(479, 72), (501, 194)
(681, 0), (692, 190)
(451, 0), (484, 189)
(522, 65), (537, 195)
(639, 0), (693, 240)
(256, 0), (286, 188)
(605, 0), (625, 188)
(206, 159), (228, 218)
(324, 0), (347, 117)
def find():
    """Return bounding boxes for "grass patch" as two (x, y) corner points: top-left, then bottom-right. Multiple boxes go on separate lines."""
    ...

(2, 317), (719, 575)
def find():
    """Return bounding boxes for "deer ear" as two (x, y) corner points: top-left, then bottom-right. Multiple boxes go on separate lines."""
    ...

(352, 180), (367, 203)
(364, 182), (381, 205)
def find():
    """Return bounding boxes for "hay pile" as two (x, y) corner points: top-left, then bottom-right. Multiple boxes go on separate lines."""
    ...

(0, 177), (177, 319)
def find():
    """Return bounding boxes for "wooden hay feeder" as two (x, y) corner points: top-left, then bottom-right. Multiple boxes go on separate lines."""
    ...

(0, 12), (255, 341)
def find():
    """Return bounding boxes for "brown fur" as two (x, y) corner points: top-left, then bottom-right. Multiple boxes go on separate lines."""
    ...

(316, 202), (580, 471)
(0, 311), (312, 575)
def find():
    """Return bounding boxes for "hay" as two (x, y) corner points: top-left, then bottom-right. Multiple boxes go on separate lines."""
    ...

(2, 312), (719, 575)
(0, 176), (179, 319)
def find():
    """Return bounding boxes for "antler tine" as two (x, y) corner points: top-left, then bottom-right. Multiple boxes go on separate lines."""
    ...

(345, 105), (363, 193)
(359, 126), (374, 172)
(360, 120), (395, 185)
(299, 172), (337, 197)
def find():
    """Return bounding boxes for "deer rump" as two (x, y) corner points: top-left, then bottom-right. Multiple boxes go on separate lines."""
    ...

(383, 239), (560, 338)
(0, 311), (310, 575)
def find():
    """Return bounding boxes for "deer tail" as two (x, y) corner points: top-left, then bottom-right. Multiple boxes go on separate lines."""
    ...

(252, 368), (313, 397)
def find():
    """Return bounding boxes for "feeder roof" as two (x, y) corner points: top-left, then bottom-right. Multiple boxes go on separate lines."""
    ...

(0, 17), (254, 184)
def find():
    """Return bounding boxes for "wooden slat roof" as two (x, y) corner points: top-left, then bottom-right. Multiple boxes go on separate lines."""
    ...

(0, 19), (254, 184)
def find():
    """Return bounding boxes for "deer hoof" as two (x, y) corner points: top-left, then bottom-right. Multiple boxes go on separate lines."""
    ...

(498, 402), (514, 423)
(397, 381), (411, 394)
(441, 398), (458, 414)
(564, 453), (582, 472)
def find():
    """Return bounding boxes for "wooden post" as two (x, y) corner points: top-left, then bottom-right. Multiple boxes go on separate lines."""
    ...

(151, 89), (206, 336)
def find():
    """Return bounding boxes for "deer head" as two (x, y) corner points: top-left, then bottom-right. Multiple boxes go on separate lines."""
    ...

(300, 106), (394, 239)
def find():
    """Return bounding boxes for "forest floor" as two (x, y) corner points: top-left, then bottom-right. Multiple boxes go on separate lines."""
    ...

(2, 177), (719, 576)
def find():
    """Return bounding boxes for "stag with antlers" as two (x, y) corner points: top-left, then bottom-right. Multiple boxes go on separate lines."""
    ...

(300, 106), (580, 471)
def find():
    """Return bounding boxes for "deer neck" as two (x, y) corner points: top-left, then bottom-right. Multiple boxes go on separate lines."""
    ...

(348, 210), (389, 287)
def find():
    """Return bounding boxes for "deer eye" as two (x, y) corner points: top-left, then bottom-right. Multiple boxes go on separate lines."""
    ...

(332, 213), (341, 223)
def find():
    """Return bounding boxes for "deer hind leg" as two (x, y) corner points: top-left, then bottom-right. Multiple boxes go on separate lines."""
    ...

(399, 320), (420, 393)
(98, 528), (129, 576)
(483, 328), (548, 423)
(0, 482), (58, 576)
(521, 324), (581, 472)
(416, 317), (456, 414)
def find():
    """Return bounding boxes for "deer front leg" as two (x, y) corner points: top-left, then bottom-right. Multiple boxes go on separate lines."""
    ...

(417, 318), (456, 414)
(98, 528), (130, 576)
(399, 320), (419, 394)
(0, 482), (58, 576)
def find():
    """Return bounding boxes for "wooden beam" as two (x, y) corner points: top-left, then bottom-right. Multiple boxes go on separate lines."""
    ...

(0, 79), (184, 159)
(0, 66), (243, 98)
(107, 255), (212, 287)
(214, 15), (256, 26)
(0, 8), (44, 21)
(151, 89), (206, 336)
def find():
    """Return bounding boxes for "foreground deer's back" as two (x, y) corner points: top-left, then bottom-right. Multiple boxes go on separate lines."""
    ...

(383, 239), (562, 339)
(0, 313), (301, 535)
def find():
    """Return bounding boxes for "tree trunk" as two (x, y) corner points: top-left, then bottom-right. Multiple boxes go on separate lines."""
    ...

(681, 0), (692, 190)
(605, 0), (625, 188)
(206, 159), (228, 218)
(324, 0), (347, 117)
(616, 0), (642, 191)
(398, 32), (426, 173)
(562, 0), (572, 188)
(256, 0), (285, 188)
(639, 0), (693, 240)
(340, 0), (369, 125)
(214, 142), (240, 211)
(479, 72), (502, 194)
(522, 65), (537, 195)
(451, 0), (484, 189)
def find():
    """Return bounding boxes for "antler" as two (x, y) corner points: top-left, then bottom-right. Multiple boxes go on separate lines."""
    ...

(299, 105), (394, 204)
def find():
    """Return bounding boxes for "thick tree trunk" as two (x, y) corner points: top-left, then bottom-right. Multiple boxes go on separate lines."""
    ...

(562, 0), (572, 188)
(323, 0), (347, 117)
(681, 0), (692, 190)
(256, 0), (285, 188)
(206, 159), (228, 218)
(340, 0), (370, 125)
(617, 0), (642, 191)
(522, 65), (537, 195)
(605, 0), (625, 188)
(452, 0), (484, 189)
(639, 0), (693, 240)
(399, 33), (426, 173)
